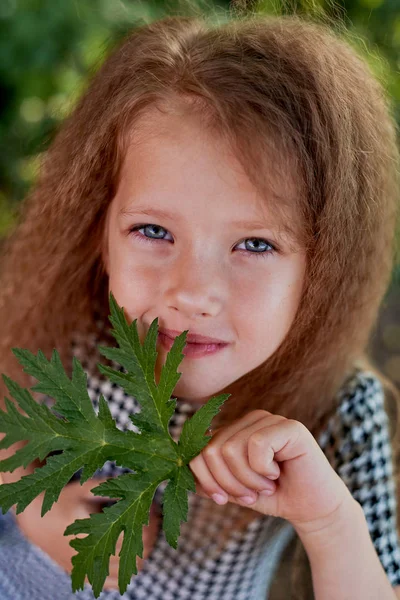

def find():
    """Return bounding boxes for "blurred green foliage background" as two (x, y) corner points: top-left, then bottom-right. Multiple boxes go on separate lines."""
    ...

(0, 0), (399, 380)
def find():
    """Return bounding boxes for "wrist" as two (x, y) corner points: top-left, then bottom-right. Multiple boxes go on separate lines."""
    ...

(292, 493), (364, 552)
(292, 494), (397, 599)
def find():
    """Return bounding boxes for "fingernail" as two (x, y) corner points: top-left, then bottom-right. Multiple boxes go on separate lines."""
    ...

(211, 493), (228, 505)
(238, 495), (257, 505)
(263, 476), (278, 487)
(260, 488), (275, 496)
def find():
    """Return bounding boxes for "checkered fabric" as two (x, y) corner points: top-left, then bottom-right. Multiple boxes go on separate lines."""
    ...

(1, 330), (400, 599)
(318, 370), (400, 586)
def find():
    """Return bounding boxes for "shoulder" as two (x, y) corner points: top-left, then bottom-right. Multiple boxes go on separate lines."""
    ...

(317, 367), (400, 586)
(318, 367), (388, 457)
(317, 367), (392, 495)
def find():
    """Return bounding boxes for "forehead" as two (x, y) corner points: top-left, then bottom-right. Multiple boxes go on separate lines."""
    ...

(116, 105), (306, 246)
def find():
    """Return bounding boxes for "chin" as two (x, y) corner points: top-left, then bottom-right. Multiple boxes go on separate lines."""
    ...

(172, 379), (226, 405)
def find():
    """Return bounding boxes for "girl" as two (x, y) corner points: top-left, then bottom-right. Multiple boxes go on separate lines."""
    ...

(0, 8), (400, 600)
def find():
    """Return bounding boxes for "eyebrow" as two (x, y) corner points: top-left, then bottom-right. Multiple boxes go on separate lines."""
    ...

(119, 206), (281, 232)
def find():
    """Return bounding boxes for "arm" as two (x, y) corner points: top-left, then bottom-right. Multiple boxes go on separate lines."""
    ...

(189, 369), (400, 598)
(297, 495), (398, 600)
(299, 370), (400, 599)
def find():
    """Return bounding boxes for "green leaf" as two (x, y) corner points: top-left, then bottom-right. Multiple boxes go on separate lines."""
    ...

(162, 464), (196, 548)
(0, 290), (230, 597)
(178, 393), (231, 463)
(64, 472), (162, 596)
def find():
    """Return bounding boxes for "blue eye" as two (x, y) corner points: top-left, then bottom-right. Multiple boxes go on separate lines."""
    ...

(130, 224), (170, 243)
(128, 224), (278, 259)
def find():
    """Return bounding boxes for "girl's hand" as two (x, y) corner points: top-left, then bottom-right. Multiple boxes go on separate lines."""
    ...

(189, 410), (353, 535)
(13, 477), (161, 590)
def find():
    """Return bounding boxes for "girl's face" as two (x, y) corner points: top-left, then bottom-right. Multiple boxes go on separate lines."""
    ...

(103, 108), (306, 404)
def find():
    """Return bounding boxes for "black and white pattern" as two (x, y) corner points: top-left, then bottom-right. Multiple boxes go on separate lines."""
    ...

(318, 371), (400, 585)
(65, 336), (295, 599)
(1, 330), (400, 599)
(68, 332), (400, 597)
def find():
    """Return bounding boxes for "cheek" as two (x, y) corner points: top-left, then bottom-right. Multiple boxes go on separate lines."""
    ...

(112, 264), (160, 302)
(239, 261), (305, 350)
(275, 263), (306, 340)
(236, 266), (303, 319)
(106, 240), (160, 306)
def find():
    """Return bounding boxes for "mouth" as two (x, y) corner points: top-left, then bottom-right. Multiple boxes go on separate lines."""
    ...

(157, 330), (229, 358)
(158, 327), (228, 345)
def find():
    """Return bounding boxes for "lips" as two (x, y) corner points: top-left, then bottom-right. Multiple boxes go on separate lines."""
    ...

(158, 330), (229, 358)
(158, 327), (228, 345)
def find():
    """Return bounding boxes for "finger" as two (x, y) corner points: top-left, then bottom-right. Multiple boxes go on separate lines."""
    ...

(201, 440), (262, 503)
(222, 419), (285, 483)
(201, 413), (285, 500)
(192, 479), (211, 500)
(247, 419), (308, 475)
(208, 411), (284, 481)
(209, 410), (274, 446)
(190, 452), (232, 504)
(219, 428), (280, 491)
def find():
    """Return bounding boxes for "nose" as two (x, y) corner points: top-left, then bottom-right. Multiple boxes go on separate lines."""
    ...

(163, 253), (225, 319)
